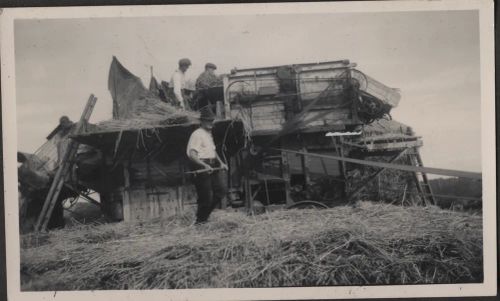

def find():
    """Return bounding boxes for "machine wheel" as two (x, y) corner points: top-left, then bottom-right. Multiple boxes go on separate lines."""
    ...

(286, 200), (329, 210)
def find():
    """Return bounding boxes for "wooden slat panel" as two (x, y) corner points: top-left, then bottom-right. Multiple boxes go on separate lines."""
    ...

(130, 159), (182, 184)
(122, 184), (200, 221)
(227, 74), (279, 99)
(298, 69), (346, 101)
(128, 189), (147, 221)
(158, 189), (178, 217)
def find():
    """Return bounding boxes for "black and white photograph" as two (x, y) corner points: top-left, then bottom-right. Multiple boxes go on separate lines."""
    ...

(1, 1), (496, 300)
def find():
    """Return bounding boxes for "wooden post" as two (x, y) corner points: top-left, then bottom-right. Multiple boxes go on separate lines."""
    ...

(300, 147), (311, 186)
(338, 137), (348, 196)
(281, 149), (292, 206)
(122, 161), (131, 222)
(348, 67), (360, 123)
(222, 75), (231, 119)
(331, 136), (348, 198)
(244, 176), (252, 213)
(295, 70), (303, 112)
(319, 157), (329, 176)
(377, 174), (381, 201)
(216, 101), (224, 119)
(400, 183), (408, 206)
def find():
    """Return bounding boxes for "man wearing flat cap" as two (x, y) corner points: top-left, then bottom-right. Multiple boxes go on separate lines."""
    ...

(196, 62), (222, 90)
(195, 63), (223, 110)
(186, 106), (228, 224)
(169, 58), (191, 109)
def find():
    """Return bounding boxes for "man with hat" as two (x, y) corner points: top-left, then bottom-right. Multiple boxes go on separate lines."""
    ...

(186, 106), (228, 224)
(56, 116), (75, 166)
(169, 58), (192, 109)
(195, 63), (222, 90)
(195, 63), (223, 111)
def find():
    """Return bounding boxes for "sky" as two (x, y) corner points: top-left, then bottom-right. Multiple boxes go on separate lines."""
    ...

(14, 10), (481, 173)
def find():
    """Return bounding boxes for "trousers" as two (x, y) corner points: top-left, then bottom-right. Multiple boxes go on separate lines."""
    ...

(193, 162), (227, 223)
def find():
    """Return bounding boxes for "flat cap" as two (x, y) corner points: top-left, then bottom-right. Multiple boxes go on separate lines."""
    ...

(178, 58), (192, 67)
(205, 63), (217, 70)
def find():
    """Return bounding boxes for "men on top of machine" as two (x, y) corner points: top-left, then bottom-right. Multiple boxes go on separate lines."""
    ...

(167, 59), (223, 112)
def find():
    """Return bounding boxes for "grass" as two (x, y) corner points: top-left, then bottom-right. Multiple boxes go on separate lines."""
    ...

(20, 201), (483, 290)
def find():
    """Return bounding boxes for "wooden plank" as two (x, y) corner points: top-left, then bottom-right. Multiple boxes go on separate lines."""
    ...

(230, 60), (349, 75)
(363, 140), (423, 151)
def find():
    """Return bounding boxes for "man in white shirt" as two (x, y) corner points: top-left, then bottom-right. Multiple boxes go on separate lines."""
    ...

(186, 106), (228, 224)
(170, 58), (191, 109)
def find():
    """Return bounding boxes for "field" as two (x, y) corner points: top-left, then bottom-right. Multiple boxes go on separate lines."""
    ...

(20, 201), (483, 290)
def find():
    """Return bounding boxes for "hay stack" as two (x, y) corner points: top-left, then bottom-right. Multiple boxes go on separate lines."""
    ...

(20, 202), (483, 290)
(92, 96), (200, 133)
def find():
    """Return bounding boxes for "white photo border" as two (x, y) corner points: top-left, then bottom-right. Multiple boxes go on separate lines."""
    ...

(1, 1), (496, 300)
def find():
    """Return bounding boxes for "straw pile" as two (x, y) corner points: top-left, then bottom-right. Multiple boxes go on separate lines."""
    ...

(93, 96), (199, 133)
(20, 201), (483, 290)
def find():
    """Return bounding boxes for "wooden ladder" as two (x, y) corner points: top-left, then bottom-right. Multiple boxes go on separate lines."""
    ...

(34, 95), (97, 232)
(410, 148), (436, 206)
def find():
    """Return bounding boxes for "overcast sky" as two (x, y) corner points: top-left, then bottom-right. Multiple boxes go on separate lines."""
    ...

(14, 10), (481, 173)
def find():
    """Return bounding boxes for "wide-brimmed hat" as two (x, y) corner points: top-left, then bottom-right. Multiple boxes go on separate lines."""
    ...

(199, 105), (216, 121)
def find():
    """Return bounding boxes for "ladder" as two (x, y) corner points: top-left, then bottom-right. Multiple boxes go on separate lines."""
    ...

(34, 95), (97, 232)
(409, 148), (436, 206)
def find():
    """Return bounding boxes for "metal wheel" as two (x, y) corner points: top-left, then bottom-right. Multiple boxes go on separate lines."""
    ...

(286, 200), (329, 210)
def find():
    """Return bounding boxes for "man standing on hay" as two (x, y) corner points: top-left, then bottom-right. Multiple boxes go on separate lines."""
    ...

(186, 106), (228, 225)
(169, 58), (191, 110)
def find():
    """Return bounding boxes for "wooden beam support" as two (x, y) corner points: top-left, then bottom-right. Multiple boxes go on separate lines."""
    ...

(300, 147), (311, 186)
(281, 149), (293, 206)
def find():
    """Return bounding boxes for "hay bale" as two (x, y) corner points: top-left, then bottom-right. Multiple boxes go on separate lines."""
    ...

(20, 202), (483, 290)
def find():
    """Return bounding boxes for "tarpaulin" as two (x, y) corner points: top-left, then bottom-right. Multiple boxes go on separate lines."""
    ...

(108, 56), (150, 119)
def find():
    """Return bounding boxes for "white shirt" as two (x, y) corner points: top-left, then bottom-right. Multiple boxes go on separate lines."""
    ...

(186, 128), (217, 159)
(170, 69), (186, 108)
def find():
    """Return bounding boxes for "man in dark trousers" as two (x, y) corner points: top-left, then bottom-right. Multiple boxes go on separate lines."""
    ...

(186, 106), (228, 224)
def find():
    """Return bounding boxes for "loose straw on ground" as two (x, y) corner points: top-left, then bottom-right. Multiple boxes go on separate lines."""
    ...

(20, 201), (483, 290)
